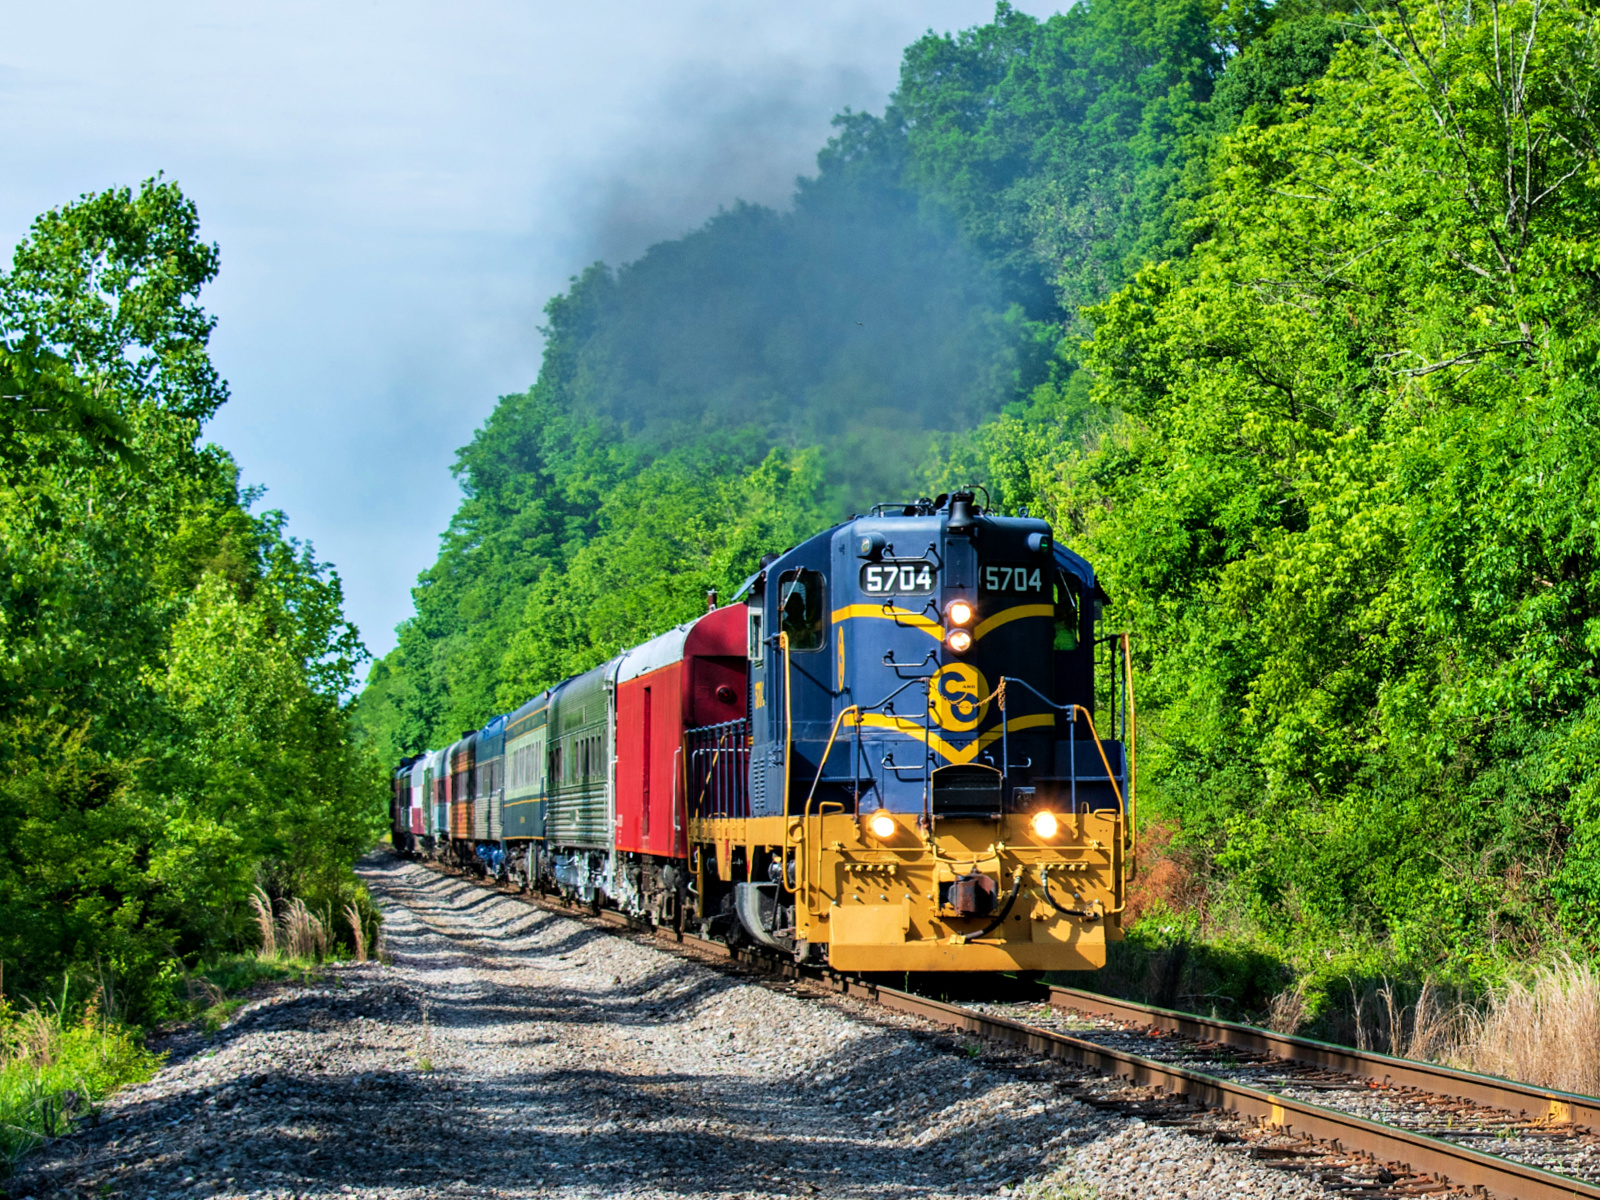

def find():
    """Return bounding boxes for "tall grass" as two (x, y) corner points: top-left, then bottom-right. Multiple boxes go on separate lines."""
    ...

(0, 986), (160, 1173)
(277, 897), (330, 960)
(250, 886), (276, 960)
(1297, 959), (1600, 1098)
(344, 902), (367, 963)
(1456, 959), (1600, 1096)
(250, 889), (379, 964)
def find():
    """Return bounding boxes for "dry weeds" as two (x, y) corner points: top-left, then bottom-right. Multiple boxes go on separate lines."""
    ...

(2, 1008), (57, 1072)
(1329, 959), (1600, 1098)
(278, 898), (329, 961)
(249, 887), (276, 961)
(345, 903), (367, 963)
(1457, 958), (1600, 1096)
(1266, 980), (1310, 1034)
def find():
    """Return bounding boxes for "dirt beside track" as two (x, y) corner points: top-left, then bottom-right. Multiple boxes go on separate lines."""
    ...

(8, 855), (1332, 1200)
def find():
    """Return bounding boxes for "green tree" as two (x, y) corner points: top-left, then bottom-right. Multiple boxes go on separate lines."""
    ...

(0, 179), (381, 1015)
(365, 0), (1293, 754)
(496, 448), (826, 700)
(1006, 0), (1600, 968)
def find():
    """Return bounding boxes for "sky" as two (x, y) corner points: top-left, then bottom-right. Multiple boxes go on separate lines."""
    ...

(0, 0), (1001, 663)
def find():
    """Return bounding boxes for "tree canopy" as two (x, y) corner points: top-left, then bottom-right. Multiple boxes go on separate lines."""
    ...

(972, 0), (1600, 975)
(360, 0), (1261, 760)
(0, 179), (381, 1016)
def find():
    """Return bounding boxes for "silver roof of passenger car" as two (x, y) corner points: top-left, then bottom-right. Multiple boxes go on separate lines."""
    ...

(611, 618), (697, 685)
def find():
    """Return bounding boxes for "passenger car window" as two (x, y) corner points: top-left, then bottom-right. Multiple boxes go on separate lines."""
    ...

(777, 568), (826, 652)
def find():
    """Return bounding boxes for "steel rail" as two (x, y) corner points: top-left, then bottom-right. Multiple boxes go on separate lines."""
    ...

(846, 980), (1600, 1200)
(423, 862), (1600, 1200)
(1049, 985), (1600, 1130)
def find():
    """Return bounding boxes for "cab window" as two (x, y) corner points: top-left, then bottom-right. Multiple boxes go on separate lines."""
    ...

(777, 568), (826, 652)
(748, 604), (764, 665)
(1053, 572), (1080, 651)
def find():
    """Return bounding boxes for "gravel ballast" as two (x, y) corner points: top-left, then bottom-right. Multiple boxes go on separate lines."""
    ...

(11, 856), (1341, 1199)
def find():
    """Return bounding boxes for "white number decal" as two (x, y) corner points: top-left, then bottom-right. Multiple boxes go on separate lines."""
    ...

(860, 561), (936, 595)
(982, 563), (1047, 593)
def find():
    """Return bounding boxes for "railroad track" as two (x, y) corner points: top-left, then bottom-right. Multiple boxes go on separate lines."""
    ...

(423, 860), (1600, 1200)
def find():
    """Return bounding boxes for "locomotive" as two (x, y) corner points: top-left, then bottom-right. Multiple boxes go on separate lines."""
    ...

(390, 491), (1135, 973)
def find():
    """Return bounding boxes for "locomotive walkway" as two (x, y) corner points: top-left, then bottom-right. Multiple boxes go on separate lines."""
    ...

(13, 856), (1342, 1200)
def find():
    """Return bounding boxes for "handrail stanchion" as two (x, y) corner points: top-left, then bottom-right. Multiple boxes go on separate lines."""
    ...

(1122, 631), (1137, 879)
(1069, 706), (1077, 812)
(999, 677), (1009, 781)
(780, 632), (791, 818)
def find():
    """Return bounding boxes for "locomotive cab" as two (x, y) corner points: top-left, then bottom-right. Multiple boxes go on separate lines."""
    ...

(689, 491), (1134, 973)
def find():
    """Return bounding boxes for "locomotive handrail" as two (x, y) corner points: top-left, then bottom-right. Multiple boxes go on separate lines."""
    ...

(995, 668), (1136, 903)
(796, 705), (862, 924)
(881, 648), (936, 677)
(1122, 631), (1137, 879)
(996, 678), (1126, 811)
(857, 674), (932, 715)
(685, 719), (749, 821)
(781, 631), (792, 820)
(801, 705), (863, 814)
(880, 753), (928, 777)
(673, 744), (684, 845)
(1033, 705), (1122, 811)
(876, 597), (944, 635)
(876, 541), (943, 567)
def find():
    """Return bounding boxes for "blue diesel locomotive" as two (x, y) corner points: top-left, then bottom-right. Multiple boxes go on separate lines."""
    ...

(391, 491), (1135, 974)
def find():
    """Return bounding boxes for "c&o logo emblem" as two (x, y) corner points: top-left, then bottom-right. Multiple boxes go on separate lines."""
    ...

(928, 663), (990, 732)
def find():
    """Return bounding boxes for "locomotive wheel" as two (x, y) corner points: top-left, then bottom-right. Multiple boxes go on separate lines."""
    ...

(717, 893), (748, 950)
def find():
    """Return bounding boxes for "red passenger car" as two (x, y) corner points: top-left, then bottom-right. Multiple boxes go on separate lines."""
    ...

(612, 605), (746, 861)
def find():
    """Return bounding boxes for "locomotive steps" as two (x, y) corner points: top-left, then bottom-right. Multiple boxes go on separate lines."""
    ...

(12, 855), (1360, 1200)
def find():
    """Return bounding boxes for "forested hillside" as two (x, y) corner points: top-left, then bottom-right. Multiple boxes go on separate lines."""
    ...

(0, 181), (381, 1021)
(359, 0), (1289, 755)
(1009, 0), (1600, 989)
(364, 0), (1600, 1008)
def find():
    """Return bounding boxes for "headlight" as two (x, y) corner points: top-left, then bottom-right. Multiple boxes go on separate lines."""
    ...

(946, 628), (973, 653)
(867, 809), (897, 839)
(946, 599), (974, 626)
(1031, 810), (1059, 839)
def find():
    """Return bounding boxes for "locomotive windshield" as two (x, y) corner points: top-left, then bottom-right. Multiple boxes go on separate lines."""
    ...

(1054, 570), (1080, 650)
(778, 568), (825, 651)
